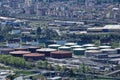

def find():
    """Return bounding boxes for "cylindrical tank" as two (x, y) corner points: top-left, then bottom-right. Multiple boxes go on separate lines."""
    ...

(99, 46), (111, 49)
(51, 51), (72, 59)
(65, 42), (77, 47)
(100, 49), (117, 54)
(85, 50), (102, 57)
(15, 48), (28, 51)
(21, 43), (32, 48)
(73, 48), (85, 55)
(58, 46), (71, 51)
(36, 48), (57, 57)
(23, 53), (45, 61)
(0, 45), (8, 48)
(0, 48), (14, 54)
(48, 44), (61, 49)
(86, 47), (99, 50)
(10, 51), (31, 57)
(71, 45), (83, 49)
(28, 46), (39, 53)
(115, 48), (120, 54)
(82, 44), (95, 48)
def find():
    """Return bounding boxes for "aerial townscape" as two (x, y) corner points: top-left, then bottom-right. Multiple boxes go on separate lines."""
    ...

(0, 0), (120, 80)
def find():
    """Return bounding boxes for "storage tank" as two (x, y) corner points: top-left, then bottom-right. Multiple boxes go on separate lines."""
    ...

(23, 53), (45, 61)
(73, 48), (85, 55)
(65, 42), (77, 47)
(36, 48), (57, 57)
(58, 46), (71, 51)
(0, 45), (9, 48)
(99, 46), (111, 49)
(82, 44), (95, 48)
(48, 44), (61, 49)
(15, 48), (28, 51)
(21, 43), (32, 48)
(28, 46), (39, 53)
(86, 47), (99, 50)
(10, 51), (31, 57)
(0, 48), (14, 54)
(51, 51), (72, 59)
(85, 50), (102, 57)
(115, 48), (120, 54)
(71, 45), (83, 49)
(100, 49), (117, 54)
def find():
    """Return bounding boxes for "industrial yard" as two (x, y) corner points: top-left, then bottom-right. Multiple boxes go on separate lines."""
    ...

(0, 0), (120, 80)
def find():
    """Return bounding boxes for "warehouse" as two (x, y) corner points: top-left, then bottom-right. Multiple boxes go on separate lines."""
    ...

(51, 51), (72, 59)
(36, 48), (57, 57)
(23, 53), (45, 61)
(87, 25), (120, 33)
(10, 51), (31, 57)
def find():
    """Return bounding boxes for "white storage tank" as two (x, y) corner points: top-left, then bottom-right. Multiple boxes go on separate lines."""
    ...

(73, 48), (85, 55)
(85, 50), (102, 57)
(100, 49), (117, 54)
(65, 42), (77, 47)
(99, 46), (111, 49)
(82, 44), (95, 48)
(115, 48), (120, 54)
(86, 47), (99, 50)
(71, 45), (83, 49)
(58, 46), (71, 51)
(48, 44), (61, 49)
(36, 48), (57, 57)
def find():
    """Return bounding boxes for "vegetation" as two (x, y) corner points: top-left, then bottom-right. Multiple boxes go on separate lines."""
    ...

(0, 55), (31, 69)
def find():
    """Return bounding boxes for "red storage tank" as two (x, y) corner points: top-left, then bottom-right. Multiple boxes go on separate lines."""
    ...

(15, 48), (28, 51)
(10, 51), (31, 57)
(23, 53), (45, 61)
(51, 51), (72, 59)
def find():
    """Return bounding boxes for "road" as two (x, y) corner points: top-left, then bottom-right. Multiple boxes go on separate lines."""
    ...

(105, 69), (120, 76)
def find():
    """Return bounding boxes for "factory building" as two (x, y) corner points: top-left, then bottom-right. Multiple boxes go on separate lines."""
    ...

(23, 53), (45, 61)
(87, 25), (120, 33)
(51, 51), (72, 59)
